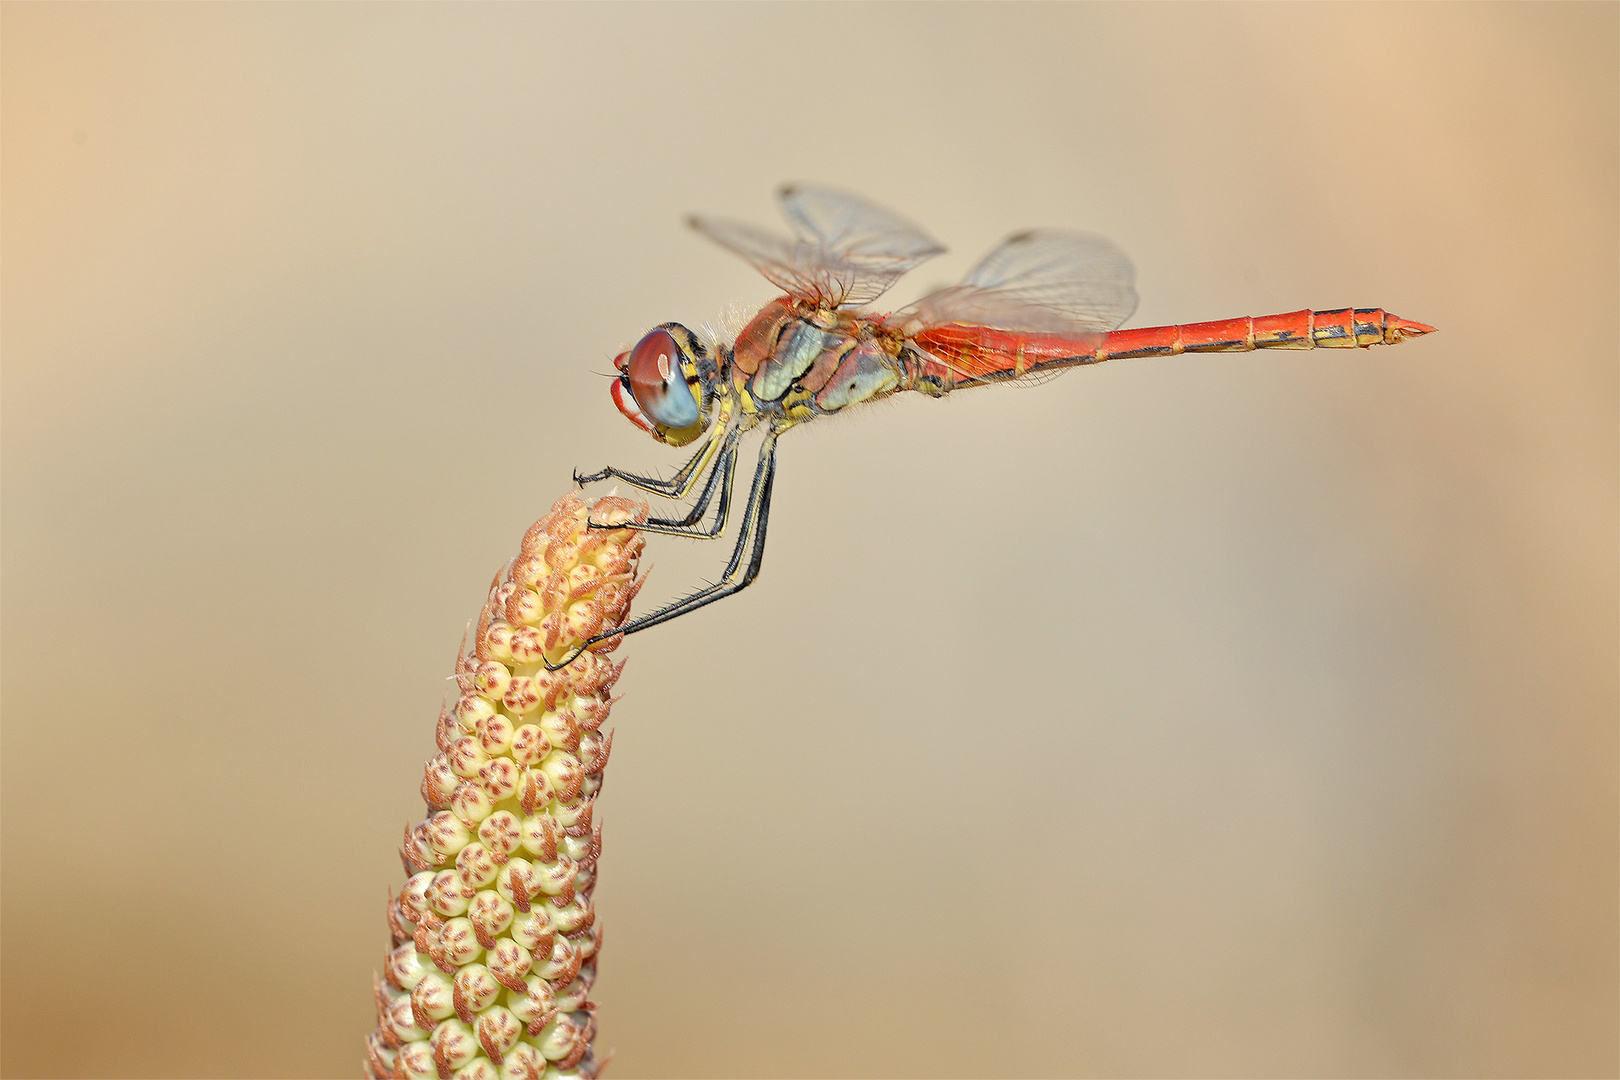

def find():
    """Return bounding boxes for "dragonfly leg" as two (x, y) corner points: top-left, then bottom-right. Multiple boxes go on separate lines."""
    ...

(544, 429), (781, 670)
(573, 428), (722, 500)
(639, 439), (739, 539)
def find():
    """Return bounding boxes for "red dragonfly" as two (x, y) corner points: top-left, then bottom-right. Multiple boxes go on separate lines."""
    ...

(560, 184), (1434, 667)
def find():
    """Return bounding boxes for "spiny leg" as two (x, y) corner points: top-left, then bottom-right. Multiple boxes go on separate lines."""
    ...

(573, 425), (722, 500)
(638, 439), (740, 539)
(584, 423), (743, 538)
(545, 430), (781, 670)
(588, 434), (777, 636)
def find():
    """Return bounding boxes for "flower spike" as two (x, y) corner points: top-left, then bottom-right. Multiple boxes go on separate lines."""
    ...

(368, 493), (644, 1080)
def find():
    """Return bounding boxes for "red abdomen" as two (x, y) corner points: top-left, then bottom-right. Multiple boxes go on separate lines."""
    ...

(908, 308), (1434, 391)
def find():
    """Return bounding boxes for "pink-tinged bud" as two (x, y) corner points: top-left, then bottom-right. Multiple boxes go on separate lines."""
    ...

(423, 755), (460, 808)
(510, 908), (555, 958)
(411, 971), (456, 1025)
(506, 587), (545, 627)
(394, 1038), (436, 1079)
(453, 963), (502, 1020)
(577, 729), (612, 774)
(456, 843), (502, 889)
(399, 872), (435, 921)
(560, 830), (594, 865)
(386, 942), (430, 991)
(519, 813), (559, 862)
(455, 693), (498, 731)
(575, 924), (601, 964)
(427, 870), (476, 917)
(539, 709), (581, 754)
(430, 1019), (479, 1072)
(533, 935), (581, 986)
(424, 812), (474, 860)
(573, 696), (606, 733)
(532, 855), (577, 898)
(509, 725), (550, 766)
(566, 563), (603, 600)
(495, 859), (537, 910)
(473, 662), (512, 701)
(412, 910), (444, 957)
(448, 735), (489, 778)
(551, 894), (594, 938)
(466, 891), (514, 949)
(507, 626), (546, 666)
(477, 812), (522, 858)
(510, 553), (546, 590)
(476, 1005), (522, 1061)
(564, 599), (602, 641)
(541, 753), (584, 803)
(434, 918), (482, 971)
(552, 978), (589, 1014)
(364, 1031), (394, 1078)
(535, 1011), (589, 1064)
(455, 1057), (498, 1080)
(551, 796), (593, 834)
(502, 1042), (547, 1075)
(477, 758), (520, 803)
(511, 975), (557, 1027)
(450, 781), (493, 825)
(383, 992), (428, 1043)
(503, 1040), (547, 1079)
(387, 895), (415, 946)
(478, 620), (514, 663)
(435, 705), (461, 754)
(486, 938), (533, 993)
(502, 675), (542, 715)
(476, 713), (515, 756)
(517, 768), (553, 815)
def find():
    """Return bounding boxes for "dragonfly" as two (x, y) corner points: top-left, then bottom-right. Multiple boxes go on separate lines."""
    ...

(556, 184), (1434, 669)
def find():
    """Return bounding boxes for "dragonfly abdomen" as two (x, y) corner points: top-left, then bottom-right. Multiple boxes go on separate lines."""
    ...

(905, 324), (1106, 392)
(1100, 308), (1434, 359)
(907, 308), (1435, 392)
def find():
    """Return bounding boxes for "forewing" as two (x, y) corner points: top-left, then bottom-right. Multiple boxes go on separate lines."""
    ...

(900, 229), (1138, 340)
(777, 184), (944, 264)
(685, 214), (820, 301)
(689, 185), (944, 309)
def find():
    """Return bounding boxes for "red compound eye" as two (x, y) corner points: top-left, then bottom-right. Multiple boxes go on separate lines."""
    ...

(624, 329), (700, 431)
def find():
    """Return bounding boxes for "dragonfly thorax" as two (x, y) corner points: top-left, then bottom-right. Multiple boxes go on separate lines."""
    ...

(729, 297), (908, 418)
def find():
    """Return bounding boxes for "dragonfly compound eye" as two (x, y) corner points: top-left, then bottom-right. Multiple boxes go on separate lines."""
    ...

(624, 327), (701, 434)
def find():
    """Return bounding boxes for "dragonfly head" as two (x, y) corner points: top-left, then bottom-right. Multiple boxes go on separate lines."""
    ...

(610, 323), (715, 447)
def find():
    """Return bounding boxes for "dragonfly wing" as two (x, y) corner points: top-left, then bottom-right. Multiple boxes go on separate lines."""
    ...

(690, 185), (944, 309)
(777, 184), (945, 264)
(685, 214), (823, 302)
(898, 230), (1139, 389)
(900, 229), (1138, 339)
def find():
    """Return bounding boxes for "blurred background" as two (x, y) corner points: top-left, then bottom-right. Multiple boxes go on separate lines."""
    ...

(3, 3), (1614, 1077)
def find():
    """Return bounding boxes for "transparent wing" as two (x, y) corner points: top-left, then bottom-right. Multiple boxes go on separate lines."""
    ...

(688, 184), (944, 309)
(898, 229), (1138, 338)
(777, 184), (945, 264)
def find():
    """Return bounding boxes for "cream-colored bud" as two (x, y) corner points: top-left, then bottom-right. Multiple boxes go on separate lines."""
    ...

(427, 870), (476, 917)
(509, 724), (550, 766)
(430, 1019), (479, 1071)
(436, 918), (481, 968)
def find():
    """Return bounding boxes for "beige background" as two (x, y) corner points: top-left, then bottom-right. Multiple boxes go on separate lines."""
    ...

(3, 3), (1615, 1077)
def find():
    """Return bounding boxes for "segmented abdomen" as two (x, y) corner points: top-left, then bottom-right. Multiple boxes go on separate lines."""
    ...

(907, 308), (1433, 392)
